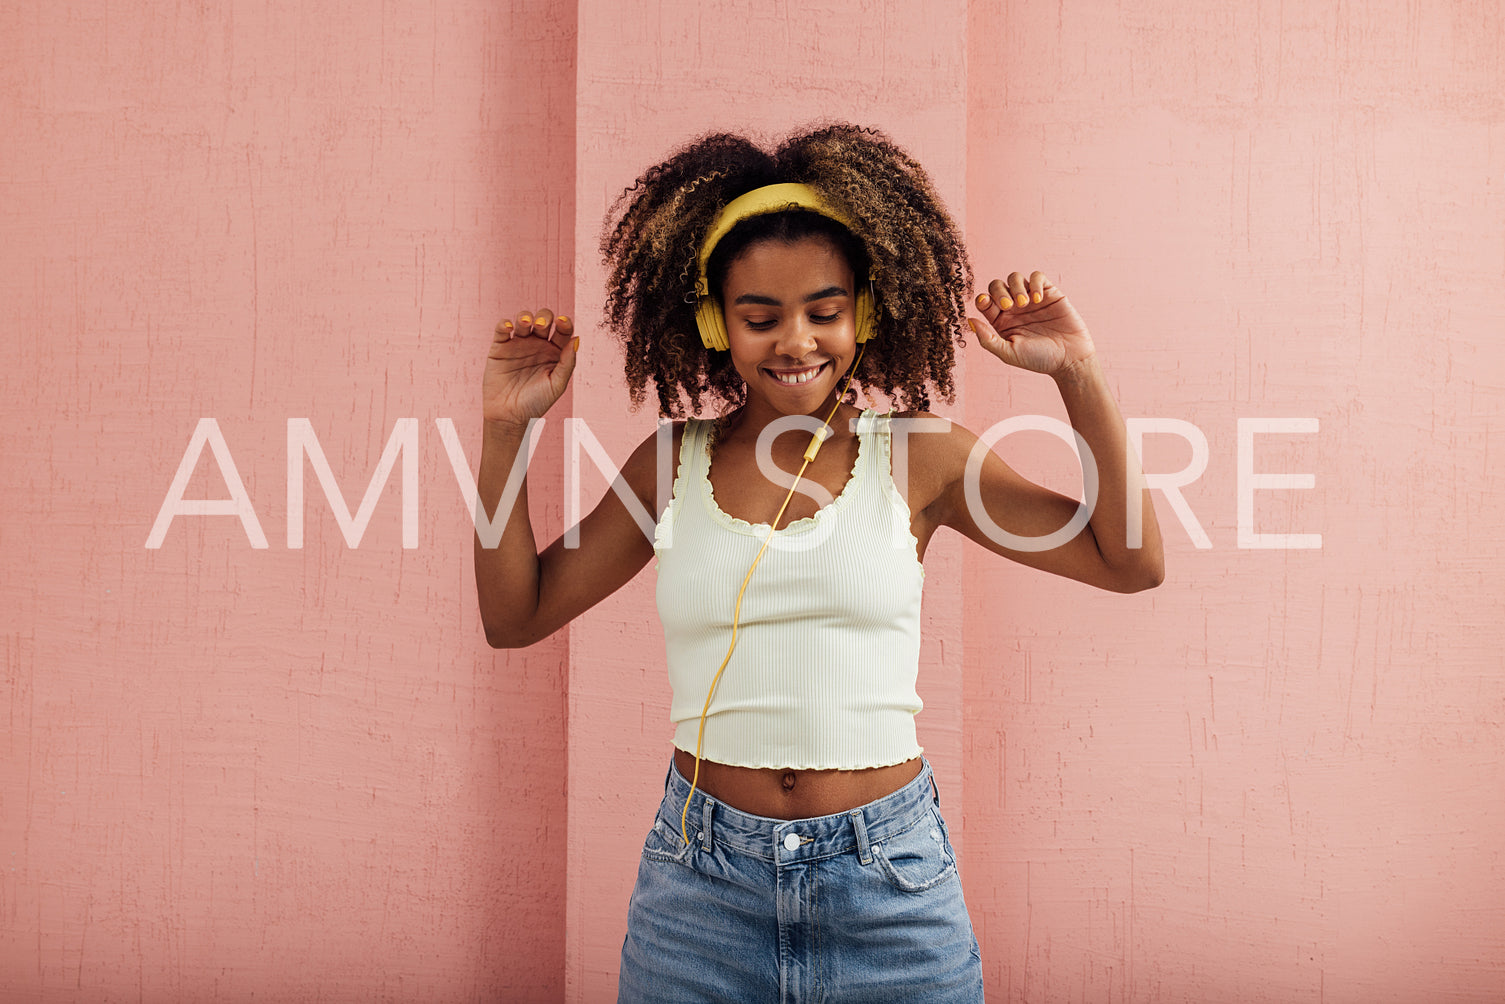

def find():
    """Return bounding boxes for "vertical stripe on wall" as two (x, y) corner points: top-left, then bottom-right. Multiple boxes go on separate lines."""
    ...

(571, 0), (969, 999)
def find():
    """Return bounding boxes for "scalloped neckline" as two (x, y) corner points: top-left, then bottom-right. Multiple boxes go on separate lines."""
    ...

(701, 409), (876, 537)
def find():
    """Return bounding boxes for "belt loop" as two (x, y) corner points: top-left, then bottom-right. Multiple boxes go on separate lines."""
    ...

(849, 808), (872, 865)
(700, 797), (714, 853)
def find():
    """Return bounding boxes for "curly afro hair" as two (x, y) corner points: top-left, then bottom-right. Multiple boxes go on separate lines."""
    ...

(599, 123), (972, 418)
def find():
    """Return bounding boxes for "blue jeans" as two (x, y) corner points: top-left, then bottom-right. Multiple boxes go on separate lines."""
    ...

(618, 758), (984, 1003)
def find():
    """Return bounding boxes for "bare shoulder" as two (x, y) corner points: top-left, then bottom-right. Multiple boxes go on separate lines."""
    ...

(886, 408), (980, 471)
(884, 408), (980, 516)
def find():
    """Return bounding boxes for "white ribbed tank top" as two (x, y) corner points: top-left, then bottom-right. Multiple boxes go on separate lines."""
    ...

(653, 409), (926, 770)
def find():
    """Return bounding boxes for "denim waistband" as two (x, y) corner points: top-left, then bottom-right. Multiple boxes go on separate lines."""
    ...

(662, 758), (938, 864)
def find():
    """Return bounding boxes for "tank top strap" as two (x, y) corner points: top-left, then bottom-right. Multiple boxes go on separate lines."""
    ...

(655, 417), (711, 553)
(679, 416), (711, 483)
(854, 409), (897, 491)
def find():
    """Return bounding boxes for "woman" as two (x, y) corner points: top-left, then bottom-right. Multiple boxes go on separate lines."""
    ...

(475, 123), (1163, 1002)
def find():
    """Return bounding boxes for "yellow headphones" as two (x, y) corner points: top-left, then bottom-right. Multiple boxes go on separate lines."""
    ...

(693, 183), (878, 350)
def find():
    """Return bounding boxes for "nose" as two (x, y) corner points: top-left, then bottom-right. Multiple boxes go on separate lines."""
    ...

(774, 316), (818, 359)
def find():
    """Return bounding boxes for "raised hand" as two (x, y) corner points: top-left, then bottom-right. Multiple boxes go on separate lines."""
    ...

(482, 308), (579, 427)
(968, 272), (1096, 377)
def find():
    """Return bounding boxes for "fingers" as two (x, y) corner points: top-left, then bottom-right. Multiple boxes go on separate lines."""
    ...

(1008, 273), (1030, 308)
(979, 276), (1028, 311)
(515, 309), (545, 338)
(554, 323), (581, 381)
(496, 308), (572, 343)
(975, 271), (1053, 316)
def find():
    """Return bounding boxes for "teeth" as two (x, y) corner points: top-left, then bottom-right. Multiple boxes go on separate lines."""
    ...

(773, 364), (823, 385)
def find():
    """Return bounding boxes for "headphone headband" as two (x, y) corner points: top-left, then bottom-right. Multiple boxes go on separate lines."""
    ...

(692, 183), (876, 350)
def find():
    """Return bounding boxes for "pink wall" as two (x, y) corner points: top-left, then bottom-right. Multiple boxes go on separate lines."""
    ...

(3, 1), (1503, 1002)
(963, 1), (1505, 1001)
(2, 2), (573, 1000)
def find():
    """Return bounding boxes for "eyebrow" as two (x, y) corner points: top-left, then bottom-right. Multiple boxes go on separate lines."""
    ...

(732, 285), (850, 306)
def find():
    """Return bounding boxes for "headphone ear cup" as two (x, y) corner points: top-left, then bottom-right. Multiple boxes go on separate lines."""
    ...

(695, 297), (730, 351)
(854, 283), (877, 343)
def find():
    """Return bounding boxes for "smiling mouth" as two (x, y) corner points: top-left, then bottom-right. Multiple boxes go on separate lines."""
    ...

(768, 362), (828, 385)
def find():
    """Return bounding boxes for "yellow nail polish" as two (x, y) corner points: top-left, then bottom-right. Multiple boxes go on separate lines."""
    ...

(1014, 294), (1029, 308)
(1032, 292), (1043, 304)
(571, 336), (580, 352)
(557, 315), (570, 325)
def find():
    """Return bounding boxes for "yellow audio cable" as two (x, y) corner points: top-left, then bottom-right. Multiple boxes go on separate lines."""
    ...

(680, 344), (867, 844)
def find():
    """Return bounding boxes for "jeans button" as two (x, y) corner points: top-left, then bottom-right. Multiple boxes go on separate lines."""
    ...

(782, 832), (801, 851)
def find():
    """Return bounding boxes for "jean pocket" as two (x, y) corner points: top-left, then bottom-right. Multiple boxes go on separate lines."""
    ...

(871, 809), (957, 893)
(641, 817), (696, 865)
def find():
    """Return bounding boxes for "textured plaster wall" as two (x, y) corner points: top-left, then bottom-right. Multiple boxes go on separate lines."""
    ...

(963, 1), (1505, 1001)
(2, 2), (573, 1000)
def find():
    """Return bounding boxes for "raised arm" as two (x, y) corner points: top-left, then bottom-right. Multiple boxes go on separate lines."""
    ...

(475, 310), (660, 647)
(929, 272), (1164, 593)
